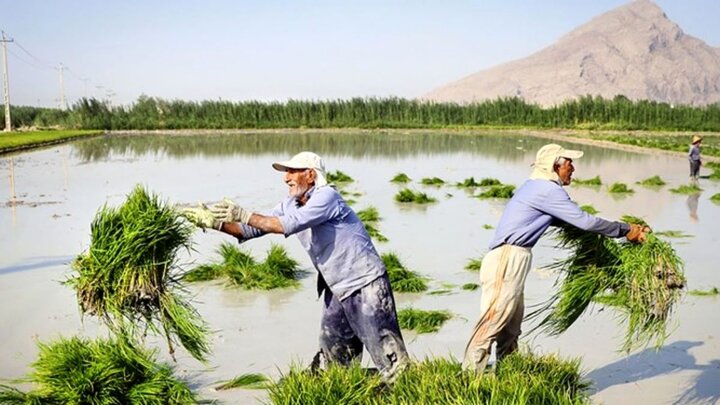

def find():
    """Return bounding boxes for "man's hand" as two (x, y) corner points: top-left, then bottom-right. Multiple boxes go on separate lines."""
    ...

(181, 203), (221, 230)
(626, 223), (651, 243)
(210, 198), (253, 225)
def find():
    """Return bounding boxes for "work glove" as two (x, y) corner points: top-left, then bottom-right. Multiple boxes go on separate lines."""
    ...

(626, 223), (651, 243)
(210, 198), (253, 225)
(180, 203), (222, 230)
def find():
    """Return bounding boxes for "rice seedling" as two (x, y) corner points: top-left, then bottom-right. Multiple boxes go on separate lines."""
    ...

(479, 177), (502, 186)
(636, 175), (667, 187)
(0, 335), (199, 404)
(327, 170), (354, 184)
(608, 182), (634, 193)
(215, 373), (270, 390)
(528, 220), (686, 352)
(394, 188), (437, 204)
(476, 185), (515, 199)
(427, 289), (454, 296)
(357, 206), (388, 243)
(382, 252), (428, 293)
(420, 177), (445, 186)
(456, 177), (481, 188)
(670, 184), (703, 194)
(267, 351), (590, 404)
(572, 176), (602, 186)
(482, 224), (494, 230)
(579, 204), (599, 215)
(705, 161), (720, 170)
(397, 308), (452, 333)
(620, 214), (648, 227)
(688, 287), (719, 297)
(465, 257), (483, 271)
(654, 230), (693, 238)
(462, 283), (479, 291)
(340, 189), (363, 198)
(66, 185), (210, 361)
(185, 242), (302, 290)
(711, 193), (720, 202)
(390, 173), (411, 183)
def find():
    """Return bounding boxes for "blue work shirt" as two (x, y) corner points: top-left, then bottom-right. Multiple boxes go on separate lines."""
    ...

(689, 144), (701, 162)
(489, 179), (630, 250)
(238, 186), (385, 301)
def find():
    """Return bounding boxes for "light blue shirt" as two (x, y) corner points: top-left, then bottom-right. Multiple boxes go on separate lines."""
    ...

(238, 186), (384, 300)
(689, 144), (701, 162)
(489, 179), (630, 250)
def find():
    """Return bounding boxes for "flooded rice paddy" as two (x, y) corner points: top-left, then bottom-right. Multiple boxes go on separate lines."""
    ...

(1, 131), (719, 404)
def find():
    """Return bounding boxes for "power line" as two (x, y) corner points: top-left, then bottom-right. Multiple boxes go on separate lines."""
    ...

(13, 39), (55, 70)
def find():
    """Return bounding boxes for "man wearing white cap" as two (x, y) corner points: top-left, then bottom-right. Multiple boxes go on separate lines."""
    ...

(462, 143), (649, 373)
(183, 151), (409, 382)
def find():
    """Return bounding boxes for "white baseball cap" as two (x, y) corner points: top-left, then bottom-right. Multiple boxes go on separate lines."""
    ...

(530, 144), (584, 182)
(272, 151), (328, 187)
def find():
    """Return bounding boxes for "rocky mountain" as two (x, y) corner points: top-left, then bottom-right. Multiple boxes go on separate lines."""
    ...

(422, 0), (720, 106)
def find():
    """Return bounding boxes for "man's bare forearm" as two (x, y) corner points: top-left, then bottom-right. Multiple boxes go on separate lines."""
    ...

(247, 214), (284, 234)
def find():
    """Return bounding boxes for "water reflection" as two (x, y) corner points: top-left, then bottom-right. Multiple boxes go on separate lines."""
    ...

(686, 193), (700, 223)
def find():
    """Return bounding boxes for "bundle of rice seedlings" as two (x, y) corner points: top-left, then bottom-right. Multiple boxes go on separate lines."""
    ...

(0, 335), (198, 404)
(456, 177), (481, 188)
(215, 373), (270, 390)
(184, 242), (301, 290)
(476, 185), (515, 199)
(711, 193), (720, 202)
(608, 182), (634, 193)
(394, 188), (437, 204)
(670, 184), (703, 194)
(382, 252), (428, 293)
(687, 287), (719, 297)
(397, 308), (452, 333)
(390, 173), (411, 183)
(479, 177), (502, 186)
(636, 175), (666, 186)
(572, 175), (602, 186)
(462, 283), (479, 291)
(67, 185), (210, 361)
(327, 170), (354, 184)
(357, 206), (388, 242)
(267, 351), (590, 405)
(420, 177), (445, 186)
(528, 215), (686, 352)
(465, 257), (483, 271)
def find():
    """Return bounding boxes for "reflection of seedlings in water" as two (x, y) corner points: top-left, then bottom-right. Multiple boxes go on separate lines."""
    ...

(0, 336), (199, 404)
(357, 206), (388, 243)
(0, 200), (62, 208)
(394, 188), (437, 204)
(579, 204), (599, 215)
(456, 177), (481, 188)
(397, 308), (452, 333)
(327, 170), (354, 184)
(382, 252), (428, 293)
(688, 287), (719, 297)
(608, 182), (634, 194)
(465, 257), (483, 272)
(428, 289), (454, 296)
(391, 173), (412, 183)
(654, 230), (693, 238)
(479, 178), (502, 186)
(184, 242), (302, 290)
(421, 177), (445, 186)
(482, 224), (494, 230)
(710, 193), (720, 203)
(267, 352), (590, 404)
(572, 176), (602, 186)
(670, 184), (702, 194)
(636, 175), (666, 187)
(476, 185), (515, 199)
(215, 373), (270, 390)
(462, 283), (479, 291)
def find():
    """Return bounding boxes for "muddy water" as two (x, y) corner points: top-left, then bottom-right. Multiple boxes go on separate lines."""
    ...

(1, 131), (718, 404)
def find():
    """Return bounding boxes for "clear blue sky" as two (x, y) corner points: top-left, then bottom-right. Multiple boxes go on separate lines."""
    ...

(2, 0), (718, 107)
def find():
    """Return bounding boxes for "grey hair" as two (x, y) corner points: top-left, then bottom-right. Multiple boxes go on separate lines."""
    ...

(553, 156), (568, 168)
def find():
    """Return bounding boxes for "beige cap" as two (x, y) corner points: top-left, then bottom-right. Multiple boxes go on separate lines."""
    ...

(692, 135), (703, 144)
(530, 144), (584, 182)
(272, 151), (328, 187)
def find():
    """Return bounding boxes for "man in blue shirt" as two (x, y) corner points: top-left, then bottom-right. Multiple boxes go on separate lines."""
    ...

(462, 144), (649, 373)
(183, 151), (409, 382)
(689, 135), (702, 184)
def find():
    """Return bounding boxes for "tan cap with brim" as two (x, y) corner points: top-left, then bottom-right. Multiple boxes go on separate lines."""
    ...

(272, 151), (328, 187)
(530, 144), (584, 182)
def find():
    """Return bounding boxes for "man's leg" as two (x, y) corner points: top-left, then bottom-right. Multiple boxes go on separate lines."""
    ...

(341, 274), (409, 383)
(319, 287), (363, 366)
(496, 292), (524, 361)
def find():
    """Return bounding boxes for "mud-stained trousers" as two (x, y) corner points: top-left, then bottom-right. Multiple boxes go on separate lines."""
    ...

(318, 273), (409, 382)
(462, 244), (533, 373)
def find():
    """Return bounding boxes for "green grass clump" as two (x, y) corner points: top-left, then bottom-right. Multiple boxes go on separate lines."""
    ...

(479, 178), (502, 186)
(0, 335), (198, 404)
(529, 223), (686, 352)
(465, 257), (483, 272)
(456, 177), (481, 188)
(482, 224), (494, 230)
(688, 287), (719, 297)
(670, 184), (703, 194)
(572, 176), (602, 186)
(711, 193), (720, 202)
(579, 204), (599, 215)
(382, 252), (428, 293)
(420, 177), (445, 186)
(357, 206), (388, 243)
(66, 185), (210, 361)
(327, 170), (354, 184)
(267, 351), (590, 404)
(608, 182), (634, 193)
(0, 129), (103, 152)
(397, 308), (452, 333)
(462, 283), (479, 291)
(636, 175), (666, 186)
(476, 185), (515, 199)
(215, 373), (270, 390)
(390, 173), (412, 183)
(185, 242), (301, 290)
(394, 188), (437, 204)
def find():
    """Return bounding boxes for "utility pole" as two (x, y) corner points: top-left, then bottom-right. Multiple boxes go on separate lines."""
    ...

(58, 63), (67, 110)
(1, 31), (13, 132)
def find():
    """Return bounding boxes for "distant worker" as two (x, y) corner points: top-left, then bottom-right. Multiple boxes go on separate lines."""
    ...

(182, 151), (409, 382)
(689, 135), (702, 184)
(462, 143), (650, 373)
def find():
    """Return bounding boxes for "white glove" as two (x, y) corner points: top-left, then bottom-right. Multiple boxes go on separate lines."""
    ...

(181, 203), (222, 230)
(210, 198), (253, 225)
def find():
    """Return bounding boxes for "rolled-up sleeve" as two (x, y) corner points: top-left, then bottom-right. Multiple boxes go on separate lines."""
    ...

(237, 203), (285, 243)
(279, 190), (339, 237)
(540, 187), (630, 238)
